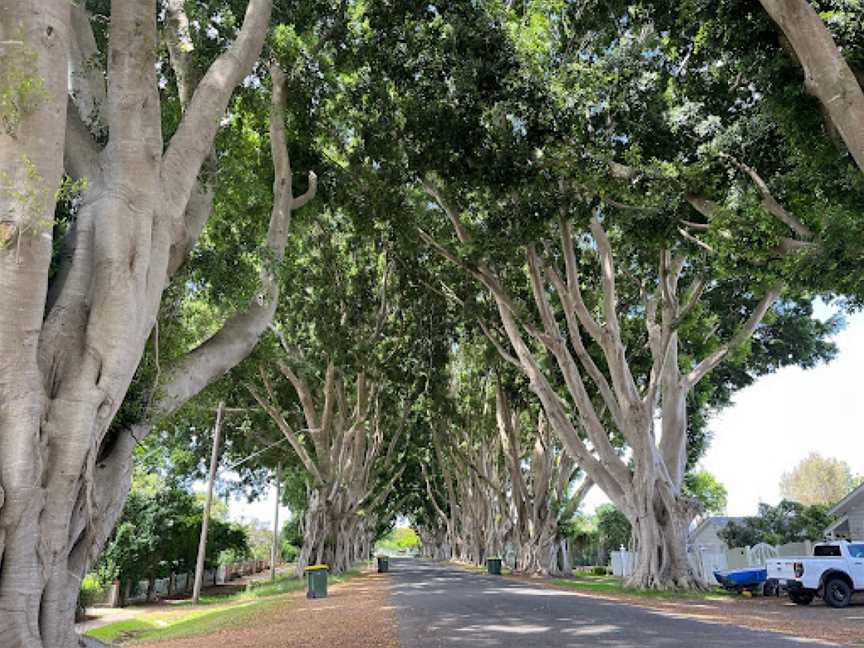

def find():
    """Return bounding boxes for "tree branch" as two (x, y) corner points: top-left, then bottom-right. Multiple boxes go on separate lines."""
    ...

(477, 318), (521, 368)
(422, 175), (472, 244)
(64, 102), (102, 182)
(247, 380), (324, 485)
(684, 283), (784, 389)
(164, 0), (197, 109)
(759, 0), (864, 174)
(723, 155), (815, 239)
(560, 476), (594, 521)
(161, 0), (273, 228)
(69, 3), (106, 132)
(558, 217), (604, 344)
(106, 1), (161, 151)
(152, 62), (315, 417)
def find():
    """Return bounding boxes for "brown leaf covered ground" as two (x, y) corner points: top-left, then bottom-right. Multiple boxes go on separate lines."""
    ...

(134, 570), (399, 648)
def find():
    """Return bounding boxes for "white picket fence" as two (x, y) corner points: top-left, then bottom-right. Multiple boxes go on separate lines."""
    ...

(611, 541), (814, 583)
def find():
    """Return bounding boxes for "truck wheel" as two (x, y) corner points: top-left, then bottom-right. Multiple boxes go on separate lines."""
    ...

(789, 591), (814, 606)
(823, 577), (853, 608)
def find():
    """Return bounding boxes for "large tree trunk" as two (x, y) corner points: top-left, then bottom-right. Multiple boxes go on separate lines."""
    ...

(516, 520), (559, 576)
(254, 358), (404, 580)
(0, 2), (285, 645)
(296, 489), (355, 576)
(0, 2), (73, 645)
(418, 525), (451, 560)
(625, 473), (701, 590)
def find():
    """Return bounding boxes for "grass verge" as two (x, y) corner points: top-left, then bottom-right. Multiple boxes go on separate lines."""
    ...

(85, 599), (276, 645)
(86, 569), (363, 645)
(447, 560), (512, 576)
(550, 574), (734, 600)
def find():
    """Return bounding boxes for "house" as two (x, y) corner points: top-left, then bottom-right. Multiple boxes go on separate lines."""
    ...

(688, 516), (745, 553)
(825, 483), (864, 540)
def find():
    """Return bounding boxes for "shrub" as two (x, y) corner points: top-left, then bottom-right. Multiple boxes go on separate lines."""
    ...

(77, 574), (104, 621)
(281, 542), (299, 563)
(591, 566), (609, 576)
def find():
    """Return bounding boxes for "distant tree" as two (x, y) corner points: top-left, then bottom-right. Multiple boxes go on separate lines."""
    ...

(596, 505), (632, 555)
(280, 516), (304, 548)
(562, 513), (600, 567)
(377, 528), (420, 553)
(684, 470), (728, 516)
(719, 500), (836, 547)
(241, 520), (276, 561)
(279, 516), (304, 563)
(780, 453), (856, 506)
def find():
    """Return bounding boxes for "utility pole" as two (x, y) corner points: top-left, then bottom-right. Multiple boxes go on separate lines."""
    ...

(270, 463), (281, 581)
(193, 401), (225, 603)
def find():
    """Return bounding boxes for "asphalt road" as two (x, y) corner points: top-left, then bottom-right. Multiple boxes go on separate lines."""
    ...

(389, 559), (842, 647)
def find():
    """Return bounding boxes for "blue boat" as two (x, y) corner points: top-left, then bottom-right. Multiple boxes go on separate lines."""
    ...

(713, 567), (768, 590)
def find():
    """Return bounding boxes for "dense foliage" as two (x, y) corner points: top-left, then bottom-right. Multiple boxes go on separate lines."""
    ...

(719, 500), (836, 547)
(96, 472), (249, 605)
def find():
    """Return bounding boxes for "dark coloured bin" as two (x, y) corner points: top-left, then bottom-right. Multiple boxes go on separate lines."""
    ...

(377, 556), (390, 573)
(487, 557), (502, 575)
(305, 564), (329, 598)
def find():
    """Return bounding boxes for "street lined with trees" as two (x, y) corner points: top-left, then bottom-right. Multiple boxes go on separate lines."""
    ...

(0, 1), (861, 646)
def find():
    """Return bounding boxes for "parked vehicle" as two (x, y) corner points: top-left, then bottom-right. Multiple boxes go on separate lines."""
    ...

(765, 541), (864, 608)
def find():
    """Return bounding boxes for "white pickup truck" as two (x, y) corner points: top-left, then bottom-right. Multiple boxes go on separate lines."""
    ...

(765, 540), (864, 608)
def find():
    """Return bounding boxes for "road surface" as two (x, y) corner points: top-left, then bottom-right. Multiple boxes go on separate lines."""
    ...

(389, 559), (844, 647)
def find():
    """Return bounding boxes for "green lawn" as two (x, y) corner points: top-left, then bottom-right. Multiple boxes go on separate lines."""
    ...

(86, 569), (363, 645)
(85, 599), (277, 645)
(550, 574), (734, 600)
(448, 560), (512, 576)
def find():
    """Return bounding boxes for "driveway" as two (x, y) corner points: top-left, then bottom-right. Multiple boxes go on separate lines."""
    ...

(389, 559), (852, 647)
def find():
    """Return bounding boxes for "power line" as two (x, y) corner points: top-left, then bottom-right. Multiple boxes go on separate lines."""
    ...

(221, 427), (319, 473)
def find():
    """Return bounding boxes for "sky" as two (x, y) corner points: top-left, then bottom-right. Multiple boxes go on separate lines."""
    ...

(583, 303), (864, 516)
(701, 306), (864, 516)
(227, 303), (864, 526)
(195, 470), (292, 529)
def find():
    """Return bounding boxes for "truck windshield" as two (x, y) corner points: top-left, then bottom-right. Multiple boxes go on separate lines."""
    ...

(813, 545), (841, 556)
(849, 544), (864, 558)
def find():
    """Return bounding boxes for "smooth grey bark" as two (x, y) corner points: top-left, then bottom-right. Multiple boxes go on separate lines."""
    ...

(250, 360), (405, 575)
(759, 0), (864, 174)
(496, 389), (592, 576)
(421, 181), (790, 589)
(0, 2), (329, 646)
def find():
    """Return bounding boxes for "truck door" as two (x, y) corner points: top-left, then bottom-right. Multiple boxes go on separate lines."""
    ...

(847, 544), (864, 588)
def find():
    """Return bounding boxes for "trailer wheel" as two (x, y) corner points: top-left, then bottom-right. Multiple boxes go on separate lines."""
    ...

(789, 591), (814, 605)
(823, 577), (853, 608)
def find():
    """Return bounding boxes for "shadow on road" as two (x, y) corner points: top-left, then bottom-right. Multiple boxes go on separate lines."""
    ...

(387, 558), (850, 647)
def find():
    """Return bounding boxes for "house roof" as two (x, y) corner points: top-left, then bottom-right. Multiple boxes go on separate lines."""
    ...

(830, 482), (864, 516)
(690, 516), (745, 539)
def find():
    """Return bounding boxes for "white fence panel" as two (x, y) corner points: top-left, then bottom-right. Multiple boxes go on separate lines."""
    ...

(610, 550), (635, 578)
(694, 549), (727, 584)
(777, 541), (811, 557)
(725, 547), (748, 570)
